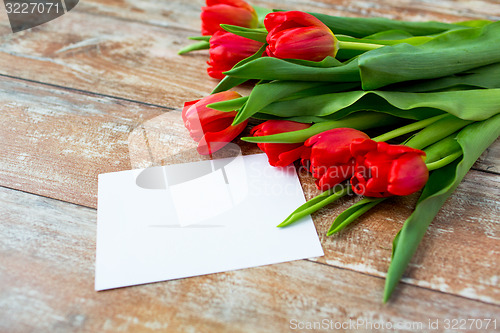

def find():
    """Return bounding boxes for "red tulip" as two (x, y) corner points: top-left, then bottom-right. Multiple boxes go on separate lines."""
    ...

(250, 120), (311, 167)
(182, 91), (248, 155)
(264, 11), (339, 62)
(302, 128), (370, 191)
(208, 31), (264, 79)
(350, 139), (429, 197)
(201, 0), (259, 36)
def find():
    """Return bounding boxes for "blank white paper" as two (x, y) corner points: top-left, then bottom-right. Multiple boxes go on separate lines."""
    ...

(95, 153), (324, 291)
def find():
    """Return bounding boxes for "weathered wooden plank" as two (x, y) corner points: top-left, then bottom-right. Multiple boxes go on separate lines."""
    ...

(474, 139), (500, 174)
(1, 76), (499, 307)
(302, 169), (500, 305)
(1, 185), (499, 332)
(0, 77), (257, 208)
(1, 75), (497, 207)
(0, 77), (180, 208)
(77, 0), (500, 31)
(0, 0), (498, 331)
(1, 0), (499, 111)
(0, 0), (498, 176)
(0, 9), (215, 108)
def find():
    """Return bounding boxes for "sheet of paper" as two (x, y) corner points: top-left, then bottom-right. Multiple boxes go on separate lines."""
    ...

(95, 153), (324, 291)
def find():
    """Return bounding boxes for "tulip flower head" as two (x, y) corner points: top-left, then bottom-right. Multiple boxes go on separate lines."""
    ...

(208, 31), (264, 80)
(201, 0), (259, 36)
(182, 91), (248, 155)
(350, 139), (429, 197)
(302, 128), (370, 191)
(251, 120), (311, 167)
(264, 11), (339, 62)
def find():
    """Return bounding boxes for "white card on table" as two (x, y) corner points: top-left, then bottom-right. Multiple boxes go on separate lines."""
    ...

(95, 153), (324, 290)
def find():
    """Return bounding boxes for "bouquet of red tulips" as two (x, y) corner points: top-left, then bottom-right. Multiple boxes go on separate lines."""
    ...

(179, 0), (500, 302)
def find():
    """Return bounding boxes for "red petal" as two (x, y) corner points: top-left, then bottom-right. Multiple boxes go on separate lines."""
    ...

(197, 120), (248, 155)
(201, 2), (257, 35)
(306, 128), (369, 167)
(387, 154), (429, 195)
(350, 138), (377, 156)
(264, 11), (331, 35)
(267, 26), (337, 61)
(378, 142), (426, 157)
(251, 120), (310, 136)
(315, 164), (354, 191)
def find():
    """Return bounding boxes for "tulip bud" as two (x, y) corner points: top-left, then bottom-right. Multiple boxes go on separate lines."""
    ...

(201, 0), (259, 36)
(182, 91), (248, 155)
(208, 31), (264, 80)
(264, 11), (339, 62)
(250, 120), (311, 167)
(302, 128), (370, 191)
(350, 139), (429, 197)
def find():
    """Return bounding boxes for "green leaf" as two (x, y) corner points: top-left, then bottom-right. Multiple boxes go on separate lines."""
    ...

(258, 89), (500, 122)
(232, 81), (325, 125)
(212, 77), (249, 94)
(242, 112), (401, 143)
(212, 44), (268, 93)
(364, 30), (415, 40)
(359, 22), (500, 89)
(339, 34), (432, 46)
(309, 12), (475, 37)
(286, 56), (344, 68)
(456, 19), (492, 28)
(207, 96), (248, 112)
(280, 82), (361, 101)
(250, 113), (339, 123)
(220, 24), (268, 43)
(334, 33), (432, 60)
(224, 56), (361, 82)
(383, 113), (500, 303)
(394, 62), (500, 92)
(232, 80), (358, 125)
(327, 198), (386, 236)
(178, 41), (210, 55)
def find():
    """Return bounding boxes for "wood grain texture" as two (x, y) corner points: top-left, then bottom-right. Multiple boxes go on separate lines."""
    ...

(0, 77), (192, 208)
(0, 10), (216, 108)
(1, 0), (500, 109)
(0, 0), (499, 330)
(1, 74), (498, 206)
(1, 186), (499, 333)
(77, 0), (500, 30)
(303, 170), (500, 304)
(0, 75), (498, 307)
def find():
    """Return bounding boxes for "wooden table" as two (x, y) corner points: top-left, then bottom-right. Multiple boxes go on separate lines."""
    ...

(1, 0), (499, 332)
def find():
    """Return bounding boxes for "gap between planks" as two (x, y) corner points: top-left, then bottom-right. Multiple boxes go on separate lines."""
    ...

(1, 72), (498, 178)
(1, 182), (499, 313)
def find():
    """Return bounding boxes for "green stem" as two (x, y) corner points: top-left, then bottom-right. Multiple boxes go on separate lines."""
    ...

(243, 112), (400, 144)
(423, 133), (461, 163)
(426, 151), (463, 171)
(327, 198), (385, 236)
(188, 36), (211, 41)
(338, 40), (384, 51)
(208, 96), (249, 112)
(178, 41), (210, 55)
(372, 114), (447, 142)
(405, 117), (473, 150)
(278, 187), (350, 227)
